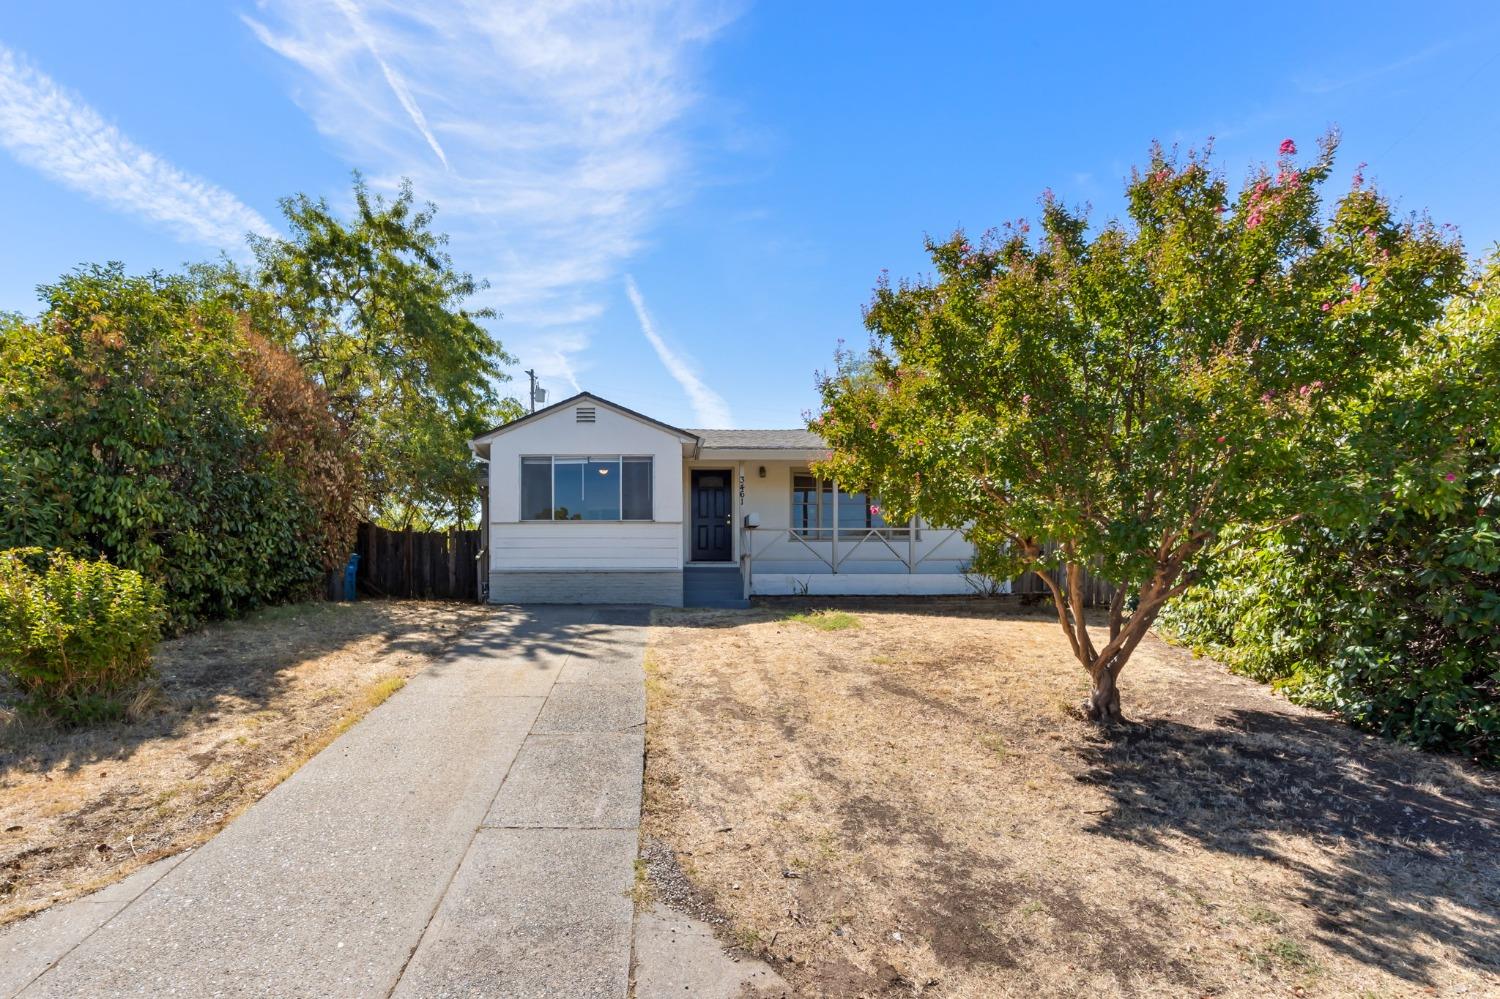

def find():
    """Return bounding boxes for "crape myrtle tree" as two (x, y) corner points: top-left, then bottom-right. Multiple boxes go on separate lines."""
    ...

(812, 135), (1466, 723)
(202, 175), (523, 528)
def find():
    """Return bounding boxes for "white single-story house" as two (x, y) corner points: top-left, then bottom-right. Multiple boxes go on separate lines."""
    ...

(468, 392), (985, 607)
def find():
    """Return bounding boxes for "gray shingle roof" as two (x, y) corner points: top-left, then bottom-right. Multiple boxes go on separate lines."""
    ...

(688, 428), (827, 450)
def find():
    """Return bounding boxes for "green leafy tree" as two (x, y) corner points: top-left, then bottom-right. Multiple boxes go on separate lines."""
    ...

(203, 176), (522, 527)
(813, 135), (1466, 723)
(1163, 258), (1500, 761)
(0, 265), (345, 630)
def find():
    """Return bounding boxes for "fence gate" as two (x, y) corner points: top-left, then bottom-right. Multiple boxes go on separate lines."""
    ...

(354, 522), (482, 601)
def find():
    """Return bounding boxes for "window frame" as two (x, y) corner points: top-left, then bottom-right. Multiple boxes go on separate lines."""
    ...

(519, 455), (655, 522)
(789, 471), (915, 540)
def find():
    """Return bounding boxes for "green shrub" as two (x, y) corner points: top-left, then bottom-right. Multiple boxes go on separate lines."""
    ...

(0, 548), (163, 724)
(0, 265), (353, 630)
(1164, 261), (1500, 765)
(1163, 515), (1500, 764)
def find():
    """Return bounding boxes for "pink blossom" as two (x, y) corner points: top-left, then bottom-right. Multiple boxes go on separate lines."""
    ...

(1311, 380), (1324, 390)
(1299, 384), (1312, 397)
(1261, 391), (1275, 403)
(868, 421), (878, 430)
(870, 504), (881, 515)
(1352, 162), (1366, 190)
(1215, 203), (1227, 213)
(1247, 211), (1263, 229)
(1279, 138), (1297, 155)
(1021, 394), (1030, 405)
(1320, 302), (1331, 312)
(1445, 473), (1457, 482)
(1216, 435), (1226, 444)
(1350, 279), (1363, 293)
(1246, 277), (1256, 285)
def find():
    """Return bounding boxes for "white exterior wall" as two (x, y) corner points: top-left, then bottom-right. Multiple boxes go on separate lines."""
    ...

(475, 399), (991, 601)
(728, 458), (987, 596)
(485, 404), (685, 574)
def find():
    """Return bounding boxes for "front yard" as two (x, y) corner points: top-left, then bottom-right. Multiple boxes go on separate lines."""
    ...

(641, 602), (1500, 998)
(0, 599), (489, 925)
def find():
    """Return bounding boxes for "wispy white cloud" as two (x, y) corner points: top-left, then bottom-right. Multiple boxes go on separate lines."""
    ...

(245, 0), (735, 403)
(327, 0), (447, 168)
(624, 275), (731, 427)
(1293, 42), (1449, 96)
(0, 42), (274, 250)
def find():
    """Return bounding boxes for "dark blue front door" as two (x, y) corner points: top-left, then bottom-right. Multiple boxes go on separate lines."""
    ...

(691, 470), (732, 562)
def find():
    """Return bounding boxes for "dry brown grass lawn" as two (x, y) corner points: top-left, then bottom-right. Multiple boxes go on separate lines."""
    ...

(0, 598), (489, 925)
(642, 600), (1500, 999)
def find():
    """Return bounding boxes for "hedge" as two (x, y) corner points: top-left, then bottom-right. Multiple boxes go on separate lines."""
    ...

(0, 265), (356, 632)
(1163, 262), (1500, 765)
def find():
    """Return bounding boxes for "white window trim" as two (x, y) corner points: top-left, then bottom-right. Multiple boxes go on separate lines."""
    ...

(790, 470), (917, 540)
(520, 454), (654, 522)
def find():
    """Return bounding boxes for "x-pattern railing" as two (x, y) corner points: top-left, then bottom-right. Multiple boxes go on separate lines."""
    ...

(741, 525), (967, 573)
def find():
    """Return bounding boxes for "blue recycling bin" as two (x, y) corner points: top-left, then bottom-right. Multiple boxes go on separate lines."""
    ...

(342, 553), (360, 601)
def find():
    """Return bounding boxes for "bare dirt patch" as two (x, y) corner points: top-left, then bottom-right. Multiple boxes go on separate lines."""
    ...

(0, 599), (489, 925)
(642, 600), (1500, 998)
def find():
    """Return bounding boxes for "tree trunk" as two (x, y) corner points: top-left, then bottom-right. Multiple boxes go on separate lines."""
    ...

(1084, 665), (1124, 725)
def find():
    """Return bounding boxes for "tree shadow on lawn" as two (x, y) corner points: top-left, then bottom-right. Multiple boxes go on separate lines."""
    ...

(1076, 709), (1500, 986)
(1, 600), (643, 776)
(0, 601), (484, 776)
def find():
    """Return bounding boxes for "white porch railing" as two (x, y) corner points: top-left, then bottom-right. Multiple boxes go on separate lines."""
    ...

(738, 524), (969, 600)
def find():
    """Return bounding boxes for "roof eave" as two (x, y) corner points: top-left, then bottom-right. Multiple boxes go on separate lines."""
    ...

(470, 391), (701, 448)
(696, 447), (832, 461)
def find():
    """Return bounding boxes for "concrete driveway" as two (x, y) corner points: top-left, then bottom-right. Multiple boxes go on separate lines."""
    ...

(1, 605), (650, 999)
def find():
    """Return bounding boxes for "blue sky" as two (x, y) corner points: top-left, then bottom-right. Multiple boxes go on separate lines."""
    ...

(3, 2), (1498, 429)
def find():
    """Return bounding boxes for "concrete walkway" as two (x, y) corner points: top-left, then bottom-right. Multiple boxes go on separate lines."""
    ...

(1, 605), (649, 999)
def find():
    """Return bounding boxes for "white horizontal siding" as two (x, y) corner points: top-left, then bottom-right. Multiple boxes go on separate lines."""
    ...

(487, 402), (686, 523)
(492, 522), (681, 571)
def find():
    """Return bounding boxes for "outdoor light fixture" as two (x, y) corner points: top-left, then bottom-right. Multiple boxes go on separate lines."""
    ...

(758, 465), (766, 478)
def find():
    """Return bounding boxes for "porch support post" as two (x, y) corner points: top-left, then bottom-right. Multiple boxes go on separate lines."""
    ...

(908, 516), (916, 573)
(830, 480), (839, 573)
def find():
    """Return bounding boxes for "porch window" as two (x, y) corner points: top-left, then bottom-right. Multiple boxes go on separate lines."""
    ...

(521, 456), (653, 521)
(791, 473), (910, 538)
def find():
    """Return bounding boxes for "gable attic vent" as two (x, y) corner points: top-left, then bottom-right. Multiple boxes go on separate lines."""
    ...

(576, 406), (596, 423)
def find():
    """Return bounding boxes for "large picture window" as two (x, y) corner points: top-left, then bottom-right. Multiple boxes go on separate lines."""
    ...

(521, 456), (653, 521)
(791, 473), (910, 538)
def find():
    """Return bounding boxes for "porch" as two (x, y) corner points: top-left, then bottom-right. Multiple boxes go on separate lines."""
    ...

(681, 432), (985, 601)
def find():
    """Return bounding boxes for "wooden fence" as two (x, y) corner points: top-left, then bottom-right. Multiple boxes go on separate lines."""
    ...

(1006, 542), (1115, 607)
(1009, 566), (1115, 607)
(354, 522), (482, 601)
